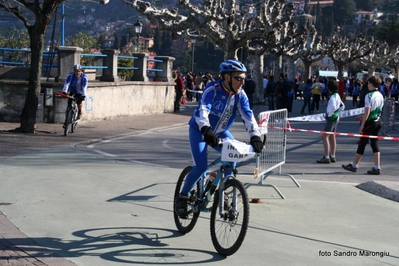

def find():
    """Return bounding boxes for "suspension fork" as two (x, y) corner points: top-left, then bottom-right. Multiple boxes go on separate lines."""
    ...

(218, 168), (225, 217)
(218, 165), (236, 217)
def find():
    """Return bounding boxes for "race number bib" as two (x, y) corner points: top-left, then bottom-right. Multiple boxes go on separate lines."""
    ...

(221, 139), (256, 162)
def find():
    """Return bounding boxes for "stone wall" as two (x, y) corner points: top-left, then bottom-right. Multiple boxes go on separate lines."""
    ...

(0, 79), (175, 123)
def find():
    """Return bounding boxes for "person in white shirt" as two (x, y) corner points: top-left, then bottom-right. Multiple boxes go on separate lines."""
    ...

(317, 77), (344, 164)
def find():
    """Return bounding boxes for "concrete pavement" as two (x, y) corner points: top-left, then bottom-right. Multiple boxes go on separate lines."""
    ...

(1, 99), (399, 265)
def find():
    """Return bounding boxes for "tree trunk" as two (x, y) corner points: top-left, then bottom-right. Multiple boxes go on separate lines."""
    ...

(247, 53), (263, 103)
(18, 25), (45, 133)
(303, 60), (312, 80)
(278, 54), (283, 74)
(286, 57), (296, 80)
(368, 66), (376, 76)
(226, 47), (239, 60)
(336, 62), (345, 80)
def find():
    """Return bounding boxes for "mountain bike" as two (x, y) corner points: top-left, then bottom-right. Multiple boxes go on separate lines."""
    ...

(56, 92), (79, 136)
(173, 139), (262, 256)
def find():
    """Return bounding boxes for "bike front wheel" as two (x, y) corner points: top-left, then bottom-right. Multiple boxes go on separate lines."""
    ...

(173, 166), (201, 234)
(63, 109), (72, 136)
(210, 178), (249, 256)
(71, 108), (78, 133)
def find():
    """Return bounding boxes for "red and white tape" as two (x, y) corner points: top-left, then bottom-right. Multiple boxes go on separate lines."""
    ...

(263, 124), (399, 141)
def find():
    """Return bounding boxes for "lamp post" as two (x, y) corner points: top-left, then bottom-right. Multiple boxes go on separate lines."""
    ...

(191, 38), (196, 72)
(134, 20), (143, 52)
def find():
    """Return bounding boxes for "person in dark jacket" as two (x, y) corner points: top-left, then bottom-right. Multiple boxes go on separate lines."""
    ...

(358, 74), (369, 108)
(301, 78), (313, 114)
(275, 73), (291, 110)
(243, 74), (256, 109)
(265, 75), (276, 110)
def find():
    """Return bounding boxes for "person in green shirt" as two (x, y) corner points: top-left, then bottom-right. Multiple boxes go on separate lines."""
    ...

(342, 75), (384, 175)
(317, 77), (344, 164)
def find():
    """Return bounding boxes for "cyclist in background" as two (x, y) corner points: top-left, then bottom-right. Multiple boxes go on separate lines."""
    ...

(62, 64), (88, 120)
(175, 59), (263, 218)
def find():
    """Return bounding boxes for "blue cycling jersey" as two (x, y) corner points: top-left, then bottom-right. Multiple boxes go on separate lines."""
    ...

(62, 72), (88, 96)
(188, 79), (260, 137)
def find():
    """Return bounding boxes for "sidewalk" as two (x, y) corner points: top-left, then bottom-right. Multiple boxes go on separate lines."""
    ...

(1, 99), (399, 265)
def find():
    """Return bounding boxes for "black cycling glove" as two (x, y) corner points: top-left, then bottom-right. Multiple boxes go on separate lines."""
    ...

(250, 136), (263, 153)
(201, 126), (219, 147)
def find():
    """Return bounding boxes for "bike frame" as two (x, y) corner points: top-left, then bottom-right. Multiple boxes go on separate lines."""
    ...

(174, 139), (256, 256)
(199, 157), (236, 217)
(66, 101), (77, 122)
(55, 92), (79, 136)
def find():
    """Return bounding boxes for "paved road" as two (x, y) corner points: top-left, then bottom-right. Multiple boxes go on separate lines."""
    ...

(1, 100), (399, 266)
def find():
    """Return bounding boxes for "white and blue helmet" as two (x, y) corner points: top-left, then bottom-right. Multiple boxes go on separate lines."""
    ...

(219, 59), (247, 74)
(73, 64), (83, 71)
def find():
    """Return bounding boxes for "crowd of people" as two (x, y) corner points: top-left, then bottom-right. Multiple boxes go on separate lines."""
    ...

(175, 70), (397, 117)
(262, 73), (397, 114)
(262, 72), (391, 175)
(173, 69), (262, 112)
(173, 71), (218, 112)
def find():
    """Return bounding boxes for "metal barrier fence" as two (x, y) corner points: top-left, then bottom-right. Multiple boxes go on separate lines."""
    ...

(255, 108), (300, 199)
(382, 98), (399, 136)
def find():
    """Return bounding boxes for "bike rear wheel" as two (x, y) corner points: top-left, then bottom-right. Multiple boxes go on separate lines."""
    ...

(210, 178), (249, 256)
(173, 166), (201, 234)
(63, 109), (72, 136)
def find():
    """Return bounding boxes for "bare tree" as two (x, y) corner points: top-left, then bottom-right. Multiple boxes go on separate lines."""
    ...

(123, 0), (297, 103)
(122, 0), (295, 60)
(295, 25), (326, 80)
(0, 0), (64, 133)
(387, 45), (399, 78)
(359, 40), (390, 75)
(244, 1), (297, 102)
(326, 33), (378, 79)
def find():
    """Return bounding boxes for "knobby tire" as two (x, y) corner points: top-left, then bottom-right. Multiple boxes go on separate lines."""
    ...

(64, 108), (72, 136)
(173, 166), (201, 234)
(71, 107), (78, 133)
(210, 178), (249, 256)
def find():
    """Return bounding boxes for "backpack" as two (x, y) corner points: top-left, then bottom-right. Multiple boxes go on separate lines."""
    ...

(352, 85), (359, 96)
(379, 85), (385, 96)
(311, 82), (322, 94)
(391, 84), (398, 95)
(287, 88), (294, 98)
(322, 84), (329, 94)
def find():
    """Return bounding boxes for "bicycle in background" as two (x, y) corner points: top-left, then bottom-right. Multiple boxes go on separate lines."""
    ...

(56, 92), (80, 136)
(173, 138), (263, 256)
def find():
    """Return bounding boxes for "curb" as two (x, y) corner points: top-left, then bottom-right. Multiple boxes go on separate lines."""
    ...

(356, 181), (399, 203)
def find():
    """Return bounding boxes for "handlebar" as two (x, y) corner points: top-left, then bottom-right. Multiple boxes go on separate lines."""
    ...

(55, 92), (80, 101)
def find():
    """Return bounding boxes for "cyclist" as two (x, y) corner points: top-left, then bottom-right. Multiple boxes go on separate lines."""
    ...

(175, 59), (263, 218)
(62, 64), (88, 120)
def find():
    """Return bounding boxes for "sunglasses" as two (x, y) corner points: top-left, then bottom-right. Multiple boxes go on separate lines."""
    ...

(232, 76), (245, 82)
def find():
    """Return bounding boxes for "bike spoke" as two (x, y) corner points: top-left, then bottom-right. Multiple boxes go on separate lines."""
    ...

(210, 179), (249, 256)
